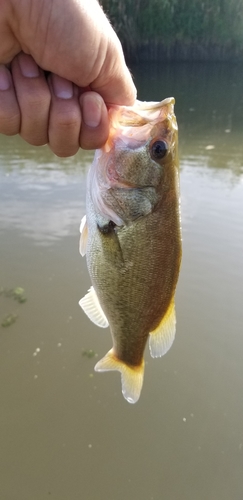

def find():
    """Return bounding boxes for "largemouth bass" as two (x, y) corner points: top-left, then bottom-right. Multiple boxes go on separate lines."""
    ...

(79, 98), (181, 404)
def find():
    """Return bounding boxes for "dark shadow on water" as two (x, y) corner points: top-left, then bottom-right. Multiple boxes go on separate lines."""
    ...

(132, 61), (243, 130)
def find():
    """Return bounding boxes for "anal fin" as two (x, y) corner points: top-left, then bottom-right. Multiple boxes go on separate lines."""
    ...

(79, 286), (109, 328)
(95, 348), (144, 404)
(149, 299), (176, 358)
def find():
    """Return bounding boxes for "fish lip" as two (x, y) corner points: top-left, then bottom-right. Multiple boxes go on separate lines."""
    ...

(106, 179), (138, 189)
(102, 98), (176, 153)
(110, 97), (175, 117)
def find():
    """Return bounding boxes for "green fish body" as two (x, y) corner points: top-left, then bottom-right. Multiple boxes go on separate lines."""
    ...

(79, 98), (181, 403)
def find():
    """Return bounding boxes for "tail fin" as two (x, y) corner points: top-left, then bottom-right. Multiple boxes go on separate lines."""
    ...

(94, 348), (144, 404)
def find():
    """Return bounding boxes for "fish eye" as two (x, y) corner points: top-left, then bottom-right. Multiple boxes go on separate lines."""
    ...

(151, 140), (168, 160)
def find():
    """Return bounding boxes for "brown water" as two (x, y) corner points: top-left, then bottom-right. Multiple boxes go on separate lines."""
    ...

(0, 62), (243, 500)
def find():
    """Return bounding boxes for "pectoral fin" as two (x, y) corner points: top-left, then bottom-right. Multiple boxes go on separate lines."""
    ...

(79, 215), (88, 256)
(79, 286), (109, 328)
(149, 300), (176, 358)
(95, 348), (144, 404)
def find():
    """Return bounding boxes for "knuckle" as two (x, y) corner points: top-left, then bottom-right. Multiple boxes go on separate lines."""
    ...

(80, 129), (108, 150)
(50, 143), (79, 158)
(54, 108), (80, 130)
(21, 132), (47, 147)
(0, 111), (20, 135)
(21, 94), (51, 114)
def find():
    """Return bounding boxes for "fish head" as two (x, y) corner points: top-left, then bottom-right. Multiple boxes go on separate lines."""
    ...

(88, 98), (178, 225)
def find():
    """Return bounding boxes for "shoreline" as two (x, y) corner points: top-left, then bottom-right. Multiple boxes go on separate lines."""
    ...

(123, 41), (243, 63)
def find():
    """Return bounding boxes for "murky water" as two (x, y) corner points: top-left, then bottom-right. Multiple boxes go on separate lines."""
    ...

(0, 63), (243, 500)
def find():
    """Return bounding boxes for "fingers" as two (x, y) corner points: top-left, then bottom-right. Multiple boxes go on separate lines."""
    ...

(11, 52), (84, 155)
(0, 64), (20, 135)
(79, 92), (109, 150)
(48, 80), (109, 155)
(48, 74), (81, 157)
(11, 52), (51, 146)
(0, 53), (110, 155)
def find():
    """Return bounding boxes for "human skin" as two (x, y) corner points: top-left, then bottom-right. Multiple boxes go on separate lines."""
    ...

(0, 0), (136, 156)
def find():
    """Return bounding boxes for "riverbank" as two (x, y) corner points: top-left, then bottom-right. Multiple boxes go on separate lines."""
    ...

(101, 0), (243, 62)
(123, 41), (243, 63)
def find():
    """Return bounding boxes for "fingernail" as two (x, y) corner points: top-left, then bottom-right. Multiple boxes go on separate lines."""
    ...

(52, 74), (73, 99)
(18, 53), (39, 77)
(0, 65), (11, 90)
(82, 93), (102, 128)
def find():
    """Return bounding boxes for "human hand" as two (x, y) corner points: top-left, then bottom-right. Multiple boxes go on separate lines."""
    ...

(0, 0), (136, 156)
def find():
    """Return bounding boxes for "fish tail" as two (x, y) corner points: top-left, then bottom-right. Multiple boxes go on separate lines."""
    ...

(94, 349), (144, 404)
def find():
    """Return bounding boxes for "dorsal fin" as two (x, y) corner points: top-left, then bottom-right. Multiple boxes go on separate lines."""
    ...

(79, 286), (109, 328)
(95, 348), (144, 404)
(149, 300), (176, 358)
(79, 215), (88, 256)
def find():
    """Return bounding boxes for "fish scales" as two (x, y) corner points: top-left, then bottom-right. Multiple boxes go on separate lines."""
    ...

(79, 98), (181, 403)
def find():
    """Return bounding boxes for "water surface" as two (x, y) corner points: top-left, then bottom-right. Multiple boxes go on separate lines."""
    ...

(0, 62), (243, 500)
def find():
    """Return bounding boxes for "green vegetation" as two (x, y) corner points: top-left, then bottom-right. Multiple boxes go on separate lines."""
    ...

(0, 287), (27, 328)
(82, 349), (97, 359)
(101, 0), (243, 61)
(1, 313), (18, 328)
(0, 287), (27, 303)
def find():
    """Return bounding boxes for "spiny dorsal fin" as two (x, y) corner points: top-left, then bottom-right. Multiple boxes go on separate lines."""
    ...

(149, 300), (176, 358)
(79, 215), (88, 256)
(95, 348), (144, 404)
(79, 286), (109, 328)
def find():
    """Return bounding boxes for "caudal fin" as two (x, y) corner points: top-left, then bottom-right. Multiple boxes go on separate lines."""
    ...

(94, 348), (144, 404)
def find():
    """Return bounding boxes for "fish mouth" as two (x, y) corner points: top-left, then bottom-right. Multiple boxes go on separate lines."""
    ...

(112, 98), (175, 126)
(103, 98), (176, 153)
(107, 179), (155, 191)
(105, 174), (140, 190)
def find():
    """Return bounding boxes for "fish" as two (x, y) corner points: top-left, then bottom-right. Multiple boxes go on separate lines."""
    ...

(79, 97), (181, 404)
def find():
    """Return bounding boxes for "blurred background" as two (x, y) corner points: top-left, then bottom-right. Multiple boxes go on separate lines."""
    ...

(1, 2), (243, 500)
(101, 0), (243, 62)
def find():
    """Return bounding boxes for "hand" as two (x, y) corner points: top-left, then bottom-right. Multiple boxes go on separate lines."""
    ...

(0, 0), (136, 156)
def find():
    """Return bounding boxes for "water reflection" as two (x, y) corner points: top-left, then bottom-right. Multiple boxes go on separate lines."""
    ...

(0, 133), (93, 171)
(133, 61), (243, 129)
(0, 62), (243, 500)
(0, 136), (92, 244)
(133, 61), (243, 178)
